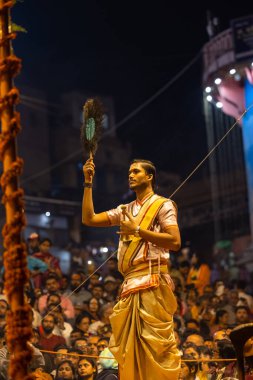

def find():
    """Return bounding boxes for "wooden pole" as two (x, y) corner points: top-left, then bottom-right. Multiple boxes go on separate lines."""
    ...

(0, 1), (33, 379)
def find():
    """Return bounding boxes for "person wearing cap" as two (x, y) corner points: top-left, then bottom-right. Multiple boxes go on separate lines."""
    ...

(82, 158), (181, 380)
(27, 232), (40, 254)
(103, 276), (118, 303)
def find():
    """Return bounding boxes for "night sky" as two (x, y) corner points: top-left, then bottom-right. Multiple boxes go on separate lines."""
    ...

(12, 1), (253, 179)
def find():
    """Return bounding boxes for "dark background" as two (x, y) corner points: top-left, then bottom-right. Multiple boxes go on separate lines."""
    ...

(12, 1), (253, 178)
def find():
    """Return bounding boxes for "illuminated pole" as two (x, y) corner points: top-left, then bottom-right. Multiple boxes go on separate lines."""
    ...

(0, 1), (33, 379)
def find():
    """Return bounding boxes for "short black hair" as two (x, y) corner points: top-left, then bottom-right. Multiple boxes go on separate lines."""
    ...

(130, 159), (156, 190)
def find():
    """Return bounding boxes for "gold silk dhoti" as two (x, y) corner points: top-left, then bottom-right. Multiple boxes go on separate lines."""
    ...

(109, 276), (181, 380)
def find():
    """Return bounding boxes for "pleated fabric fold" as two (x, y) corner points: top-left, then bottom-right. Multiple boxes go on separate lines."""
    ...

(109, 277), (181, 380)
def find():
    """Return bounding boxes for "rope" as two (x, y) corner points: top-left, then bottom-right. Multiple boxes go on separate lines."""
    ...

(169, 105), (252, 198)
(41, 249), (118, 321)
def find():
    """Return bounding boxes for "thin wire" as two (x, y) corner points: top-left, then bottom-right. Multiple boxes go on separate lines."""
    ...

(20, 51), (202, 185)
(41, 249), (118, 321)
(169, 105), (252, 198)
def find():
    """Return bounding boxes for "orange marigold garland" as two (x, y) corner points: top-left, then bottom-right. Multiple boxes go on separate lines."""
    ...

(0, 1), (33, 379)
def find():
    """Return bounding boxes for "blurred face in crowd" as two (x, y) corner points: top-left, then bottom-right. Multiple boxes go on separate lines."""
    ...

(70, 273), (82, 291)
(89, 274), (100, 287)
(87, 335), (99, 355)
(69, 350), (81, 367)
(88, 298), (99, 313)
(204, 339), (215, 350)
(42, 315), (55, 334)
(104, 281), (117, 293)
(55, 348), (68, 366)
(102, 306), (114, 324)
(57, 361), (74, 380)
(179, 362), (193, 380)
(28, 237), (39, 250)
(70, 330), (82, 346)
(46, 278), (60, 293)
(97, 339), (109, 354)
(236, 308), (249, 324)
(74, 339), (88, 354)
(78, 359), (96, 379)
(107, 259), (117, 272)
(185, 334), (204, 347)
(47, 294), (61, 306)
(184, 346), (199, 360)
(39, 239), (52, 253)
(77, 316), (90, 333)
(229, 290), (239, 306)
(92, 286), (103, 300)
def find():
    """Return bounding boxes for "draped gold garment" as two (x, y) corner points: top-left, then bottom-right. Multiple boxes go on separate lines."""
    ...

(109, 276), (181, 380)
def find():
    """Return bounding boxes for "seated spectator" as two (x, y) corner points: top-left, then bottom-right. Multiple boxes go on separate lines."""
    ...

(88, 303), (114, 336)
(68, 347), (83, 368)
(64, 272), (92, 307)
(38, 274), (75, 321)
(47, 304), (73, 346)
(211, 339), (237, 379)
(97, 337), (110, 355)
(103, 257), (123, 284)
(179, 354), (198, 379)
(87, 335), (99, 356)
(33, 238), (62, 281)
(27, 232), (40, 255)
(69, 329), (83, 347)
(182, 342), (200, 360)
(50, 344), (69, 377)
(55, 360), (77, 380)
(103, 276), (119, 302)
(86, 297), (100, 323)
(73, 338), (89, 354)
(77, 357), (97, 380)
(39, 314), (66, 351)
(211, 309), (230, 335)
(186, 252), (211, 296)
(235, 305), (251, 326)
(96, 347), (118, 380)
(75, 313), (92, 336)
(91, 284), (105, 306)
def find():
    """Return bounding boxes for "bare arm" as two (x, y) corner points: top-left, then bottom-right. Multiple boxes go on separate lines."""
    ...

(120, 210), (181, 251)
(82, 158), (111, 227)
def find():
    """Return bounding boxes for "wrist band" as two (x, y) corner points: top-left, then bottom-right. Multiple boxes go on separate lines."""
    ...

(134, 226), (140, 237)
(84, 182), (93, 188)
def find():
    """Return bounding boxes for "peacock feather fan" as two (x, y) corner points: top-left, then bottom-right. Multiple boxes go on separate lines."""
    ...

(81, 98), (104, 157)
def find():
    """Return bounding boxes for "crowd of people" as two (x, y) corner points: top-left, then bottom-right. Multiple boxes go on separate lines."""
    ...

(0, 232), (253, 379)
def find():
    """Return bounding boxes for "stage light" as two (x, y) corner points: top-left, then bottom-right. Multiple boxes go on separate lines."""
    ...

(214, 78), (222, 85)
(45, 211), (51, 217)
(206, 95), (212, 102)
(88, 260), (92, 265)
(205, 86), (212, 93)
(229, 68), (236, 75)
(216, 101), (223, 108)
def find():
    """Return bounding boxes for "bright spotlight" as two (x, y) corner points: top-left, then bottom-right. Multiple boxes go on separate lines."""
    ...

(206, 95), (212, 102)
(214, 78), (222, 85)
(205, 86), (212, 93)
(229, 68), (236, 75)
(216, 102), (223, 108)
(88, 260), (92, 265)
(45, 211), (51, 217)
